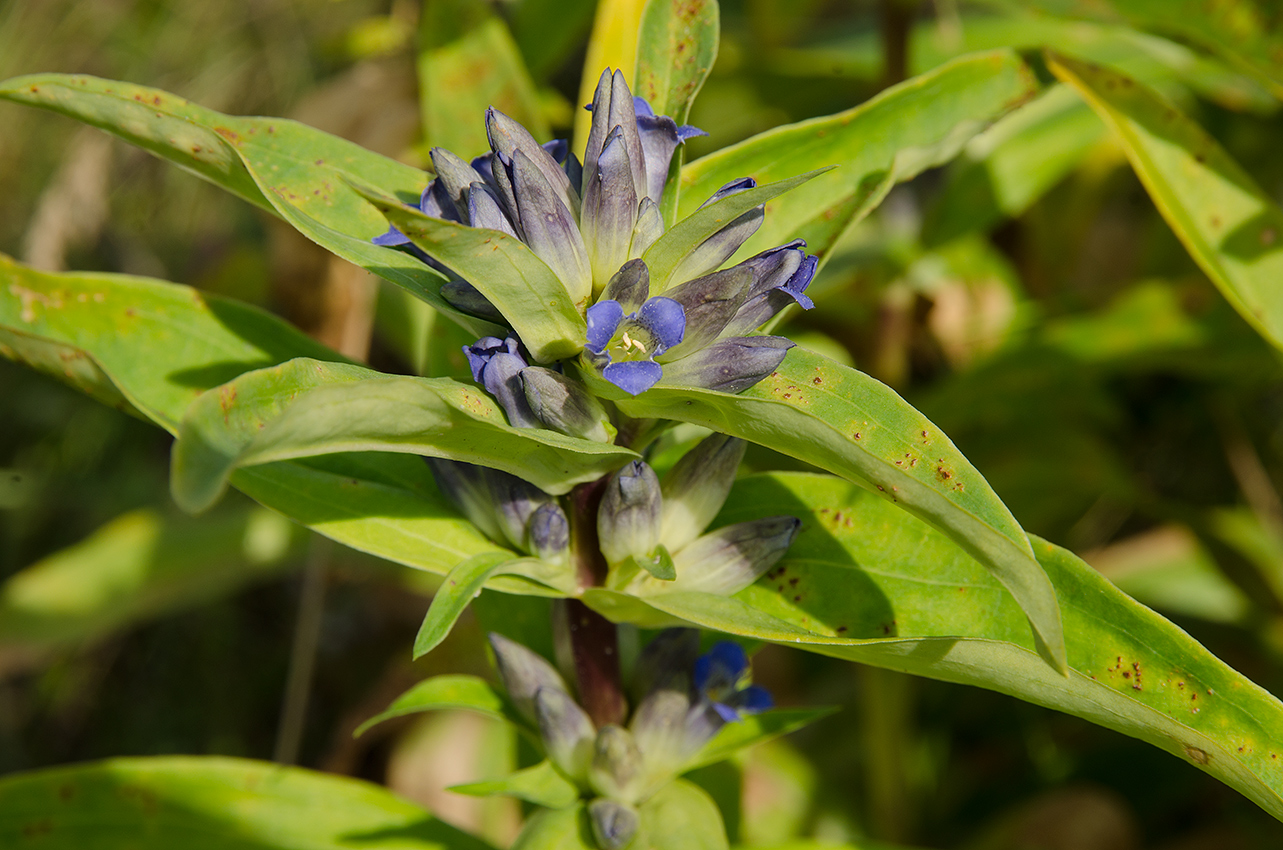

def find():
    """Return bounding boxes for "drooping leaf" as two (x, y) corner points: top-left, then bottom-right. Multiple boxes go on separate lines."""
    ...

(0, 756), (497, 849)
(355, 674), (522, 738)
(171, 357), (635, 512)
(1049, 53), (1283, 352)
(450, 760), (580, 809)
(589, 472), (1283, 823)
(0, 507), (299, 659)
(413, 553), (573, 659)
(679, 50), (1041, 260)
(618, 346), (1067, 671)
(0, 74), (501, 338)
(0, 257), (518, 583)
(354, 182), (587, 362)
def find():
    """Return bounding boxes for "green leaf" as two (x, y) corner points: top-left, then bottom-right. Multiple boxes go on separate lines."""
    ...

(420, 0), (549, 154)
(510, 803), (595, 850)
(678, 50), (1041, 260)
(643, 170), (828, 292)
(993, 0), (1283, 99)
(618, 346), (1067, 671)
(0, 73), (501, 338)
(639, 780), (730, 850)
(0, 507), (299, 658)
(633, 0), (719, 226)
(0, 253), (342, 433)
(450, 760), (580, 809)
(686, 708), (837, 772)
(924, 84), (1107, 246)
(172, 357), (638, 512)
(592, 472), (1283, 823)
(1048, 53), (1283, 352)
(355, 674), (521, 737)
(0, 755), (496, 849)
(634, 0), (718, 124)
(0, 256), (518, 583)
(413, 553), (573, 659)
(352, 182), (587, 362)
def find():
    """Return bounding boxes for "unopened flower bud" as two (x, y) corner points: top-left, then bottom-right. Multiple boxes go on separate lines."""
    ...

(659, 435), (746, 552)
(632, 517), (801, 596)
(588, 798), (639, 850)
(529, 502), (570, 562)
(597, 461), (662, 567)
(520, 367), (613, 443)
(630, 628), (699, 700)
(660, 336), (794, 393)
(487, 468), (554, 552)
(589, 725), (644, 801)
(535, 686), (596, 784)
(489, 633), (570, 724)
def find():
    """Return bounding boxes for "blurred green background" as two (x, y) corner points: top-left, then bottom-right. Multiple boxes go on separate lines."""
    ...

(4, 0), (1283, 847)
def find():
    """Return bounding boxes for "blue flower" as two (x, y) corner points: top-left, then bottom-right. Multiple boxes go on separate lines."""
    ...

(585, 296), (685, 395)
(694, 641), (773, 723)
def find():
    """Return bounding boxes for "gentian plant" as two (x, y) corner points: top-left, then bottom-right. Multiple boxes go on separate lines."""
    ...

(5, 0), (1283, 847)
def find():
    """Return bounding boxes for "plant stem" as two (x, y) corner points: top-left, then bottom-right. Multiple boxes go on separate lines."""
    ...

(563, 478), (627, 726)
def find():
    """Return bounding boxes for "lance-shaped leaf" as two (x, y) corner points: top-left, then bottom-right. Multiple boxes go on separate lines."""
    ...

(685, 707), (837, 771)
(1048, 53), (1283, 353)
(172, 358), (637, 513)
(617, 346), (1067, 671)
(679, 50), (1041, 260)
(413, 553), (574, 660)
(633, 0), (719, 224)
(0, 257), (534, 584)
(450, 760), (580, 809)
(642, 171), (827, 293)
(0, 73), (504, 339)
(353, 181), (587, 362)
(354, 674), (523, 737)
(588, 472), (1283, 824)
(0, 756), (498, 850)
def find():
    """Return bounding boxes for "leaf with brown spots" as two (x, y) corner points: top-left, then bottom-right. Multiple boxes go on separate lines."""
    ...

(617, 345), (1067, 671)
(585, 472), (1283, 823)
(172, 358), (639, 513)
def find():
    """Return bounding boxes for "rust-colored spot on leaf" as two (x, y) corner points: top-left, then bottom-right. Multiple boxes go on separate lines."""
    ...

(1184, 746), (1209, 764)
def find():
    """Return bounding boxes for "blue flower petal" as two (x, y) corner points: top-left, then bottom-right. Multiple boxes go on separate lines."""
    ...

(635, 297), (686, 352)
(586, 300), (625, 353)
(372, 226), (409, 247)
(711, 701), (742, 723)
(632, 95), (655, 118)
(732, 684), (774, 715)
(784, 254), (818, 310)
(695, 641), (748, 692)
(677, 124), (708, 142)
(602, 360), (663, 396)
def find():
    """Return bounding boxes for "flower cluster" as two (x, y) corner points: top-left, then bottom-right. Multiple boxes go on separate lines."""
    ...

(490, 629), (771, 849)
(376, 68), (817, 413)
(430, 433), (799, 596)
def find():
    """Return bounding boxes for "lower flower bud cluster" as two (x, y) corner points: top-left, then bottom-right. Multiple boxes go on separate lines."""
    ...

(491, 630), (771, 850)
(428, 432), (800, 597)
